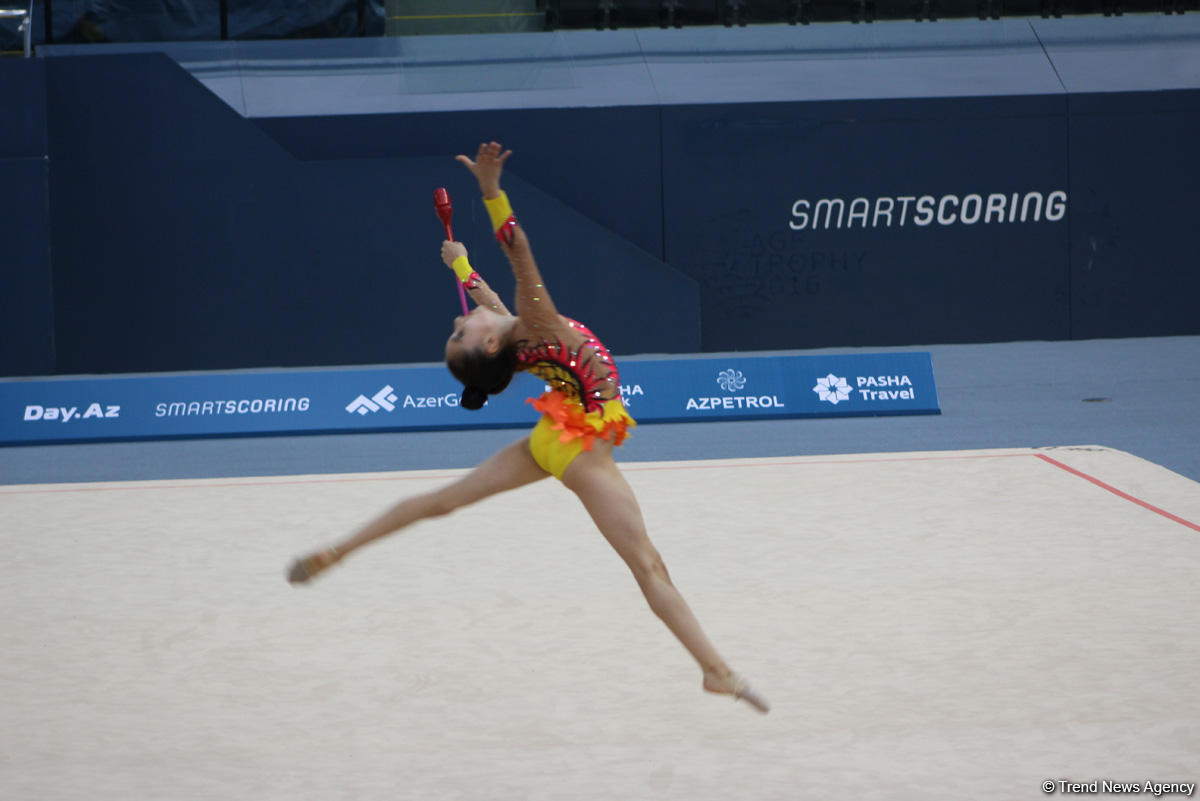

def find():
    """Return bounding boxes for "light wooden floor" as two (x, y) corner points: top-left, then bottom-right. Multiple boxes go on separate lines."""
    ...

(2, 446), (1198, 800)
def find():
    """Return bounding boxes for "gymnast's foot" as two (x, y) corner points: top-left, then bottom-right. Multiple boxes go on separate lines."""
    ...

(704, 669), (770, 714)
(287, 547), (341, 584)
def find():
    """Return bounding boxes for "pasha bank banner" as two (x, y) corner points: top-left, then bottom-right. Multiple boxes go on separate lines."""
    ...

(0, 352), (938, 444)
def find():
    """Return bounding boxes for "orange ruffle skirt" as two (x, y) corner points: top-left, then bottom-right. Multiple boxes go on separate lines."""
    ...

(526, 391), (635, 479)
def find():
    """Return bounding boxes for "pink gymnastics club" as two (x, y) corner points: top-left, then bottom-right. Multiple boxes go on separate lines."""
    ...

(434, 188), (469, 316)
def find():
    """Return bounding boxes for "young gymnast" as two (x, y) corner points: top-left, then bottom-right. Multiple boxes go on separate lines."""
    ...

(288, 142), (769, 714)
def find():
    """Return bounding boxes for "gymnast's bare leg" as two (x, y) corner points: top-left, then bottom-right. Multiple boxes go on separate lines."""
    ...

(561, 441), (770, 713)
(287, 437), (547, 581)
(288, 437), (768, 713)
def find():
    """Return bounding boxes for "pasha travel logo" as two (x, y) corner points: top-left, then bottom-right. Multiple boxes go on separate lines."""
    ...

(856, 375), (915, 400)
(814, 373), (918, 405)
(685, 369), (785, 411)
(812, 374), (852, 405)
(347, 385), (398, 415)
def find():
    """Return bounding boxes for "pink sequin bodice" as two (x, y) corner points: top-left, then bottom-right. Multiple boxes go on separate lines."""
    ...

(515, 318), (621, 413)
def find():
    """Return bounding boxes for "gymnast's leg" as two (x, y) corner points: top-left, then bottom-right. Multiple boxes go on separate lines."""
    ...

(560, 442), (769, 713)
(288, 436), (548, 583)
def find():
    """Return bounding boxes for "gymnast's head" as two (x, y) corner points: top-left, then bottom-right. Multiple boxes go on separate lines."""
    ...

(445, 308), (518, 410)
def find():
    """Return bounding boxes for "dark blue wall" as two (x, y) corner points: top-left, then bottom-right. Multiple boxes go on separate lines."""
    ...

(34, 53), (695, 375)
(3, 33), (1199, 378)
(1067, 89), (1200, 340)
(254, 107), (665, 258)
(0, 60), (55, 377)
(662, 96), (1072, 350)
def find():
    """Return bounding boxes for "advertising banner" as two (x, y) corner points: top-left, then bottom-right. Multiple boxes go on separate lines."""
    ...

(0, 352), (938, 445)
(661, 98), (1073, 351)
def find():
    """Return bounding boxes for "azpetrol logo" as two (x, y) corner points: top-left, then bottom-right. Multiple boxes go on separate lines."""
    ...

(717, 369), (747, 392)
(346, 384), (461, 415)
(813, 373), (917, 405)
(685, 368), (785, 411)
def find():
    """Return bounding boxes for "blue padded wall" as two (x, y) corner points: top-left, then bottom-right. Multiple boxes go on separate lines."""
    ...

(38, 53), (695, 375)
(254, 106), (666, 259)
(0, 60), (55, 377)
(1066, 89), (1200, 339)
(661, 96), (1071, 350)
(4, 19), (1197, 377)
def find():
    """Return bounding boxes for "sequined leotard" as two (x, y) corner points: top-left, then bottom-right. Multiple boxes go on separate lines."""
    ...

(450, 191), (635, 479)
(517, 318), (619, 411)
(518, 317), (633, 477)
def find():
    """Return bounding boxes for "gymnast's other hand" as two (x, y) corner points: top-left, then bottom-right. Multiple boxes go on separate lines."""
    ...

(441, 240), (468, 268)
(455, 141), (511, 199)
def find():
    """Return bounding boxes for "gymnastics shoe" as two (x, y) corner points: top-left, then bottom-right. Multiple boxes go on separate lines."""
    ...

(732, 676), (770, 714)
(286, 547), (341, 585)
(705, 671), (770, 714)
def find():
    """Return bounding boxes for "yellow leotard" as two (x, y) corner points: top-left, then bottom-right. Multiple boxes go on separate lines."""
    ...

(527, 395), (632, 479)
(517, 317), (634, 480)
(467, 192), (636, 480)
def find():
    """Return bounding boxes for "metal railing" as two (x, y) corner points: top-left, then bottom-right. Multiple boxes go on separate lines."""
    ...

(8, 0), (1193, 52)
(0, 0), (33, 56)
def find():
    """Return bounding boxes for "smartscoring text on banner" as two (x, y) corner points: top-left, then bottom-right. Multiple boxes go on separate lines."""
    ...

(0, 353), (939, 445)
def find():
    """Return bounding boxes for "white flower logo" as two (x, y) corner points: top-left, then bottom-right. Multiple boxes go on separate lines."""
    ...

(717, 369), (747, 393)
(813, 374), (852, 405)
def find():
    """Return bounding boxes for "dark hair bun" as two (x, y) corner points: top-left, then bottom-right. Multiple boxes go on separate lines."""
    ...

(460, 386), (488, 410)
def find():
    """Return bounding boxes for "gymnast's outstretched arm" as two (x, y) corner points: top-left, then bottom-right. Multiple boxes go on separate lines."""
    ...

(456, 142), (561, 335)
(441, 240), (510, 316)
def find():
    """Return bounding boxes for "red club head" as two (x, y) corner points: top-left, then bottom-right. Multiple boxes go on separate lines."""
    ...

(433, 187), (453, 228)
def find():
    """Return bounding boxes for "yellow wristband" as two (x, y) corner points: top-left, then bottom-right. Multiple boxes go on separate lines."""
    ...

(483, 192), (514, 232)
(452, 255), (474, 283)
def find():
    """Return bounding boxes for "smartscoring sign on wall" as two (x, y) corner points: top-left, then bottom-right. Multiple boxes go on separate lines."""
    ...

(0, 352), (938, 444)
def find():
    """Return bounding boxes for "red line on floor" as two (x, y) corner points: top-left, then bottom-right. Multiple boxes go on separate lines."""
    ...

(0, 472), (454, 495)
(621, 452), (1031, 473)
(1035, 453), (1200, 533)
(0, 451), (1031, 495)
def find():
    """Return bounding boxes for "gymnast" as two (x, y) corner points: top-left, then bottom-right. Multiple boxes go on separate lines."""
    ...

(288, 142), (768, 714)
